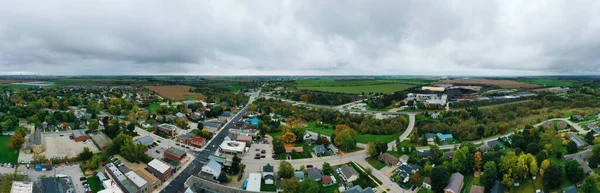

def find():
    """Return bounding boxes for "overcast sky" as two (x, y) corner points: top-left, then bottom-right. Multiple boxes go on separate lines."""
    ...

(1, 0), (599, 76)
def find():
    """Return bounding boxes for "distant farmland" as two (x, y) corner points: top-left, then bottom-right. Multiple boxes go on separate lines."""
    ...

(145, 85), (206, 101)
(439, 79), (539, 89)
(296, 79), (413, 94)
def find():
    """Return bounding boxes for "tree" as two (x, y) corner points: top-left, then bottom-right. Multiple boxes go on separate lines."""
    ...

(565, 160), (585, 184)
(78, 147), (94, 161)
(32, 154), (48, 163)
(502, 169), (514, 188)
(452, 147), (468, 174)
(431, 166), (450, 192)
(374, 140), (388, 155)
(88, 120), (99, 133)
(0, 173), (24, 193)
(272, 136), (286, 154)
(126, 123), (135, 133)
(278, 161), (294, 178)
(322, 162), (334, 175)
(282, 132), (297, 144)
(429, 145), (443, 164)
(481, 161), (498, 188)
(567, 140), (578, 154)
(526, 143), (539, 155)
(298, 177), (320, 193)
(540, 159), (551, 176)
(366, 142), (378, 157)
(197, 121), (204, 130)
(529, 156), (538, 178)
(474, 151), (482, 171)
(333, 124), (357, 151)
(586, 131), (596, 144)
(281, 178), (299, 193)
(218, 172), (229, 182)
(542, 163), (562, 189)
(9, 133), (25, 149)
(582, 174), (600, 193)
(412, 172), (420, 184)
(231, 155), (241, 174)
(535, 151), (547, 166)
(84, 155), (102, 170)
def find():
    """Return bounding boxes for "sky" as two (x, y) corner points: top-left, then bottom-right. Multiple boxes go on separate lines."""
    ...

(1, 0), (599, 76)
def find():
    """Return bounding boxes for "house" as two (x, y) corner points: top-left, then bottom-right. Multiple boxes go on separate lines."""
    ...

(134, 136), (154, 146)
(164, 147), (187, 162)
(444, 151), (454, 159)
(134, 168), (162, 193)
(399, 155), (409, 165)
(313, 145), (326, 155)
(557, 121), (568, 130)
(419, 152), (432, 158)
(246, 173), (262, 192)
(219, 141), (247, 156)
(175, 112), (186, 120)
(490, 181), (506, 193)
(208, 155), (227, 165)
(444, 172), (464, 193)
(563, 185), (576, 193)
(155, 124), (179, 137)
(500, 136), (511, 145)
(487, 140), (501, 148)
(10, 181), (33, 193)
(543, 121), (554, 129)
(125, 171), (148, 193)
(90, 133), (110, 150)
(236, 135), (252, 146)
(344, 185), (374, 193)
(201, 160), (222, 179)
(478, 144), (490, 152)
(572, 115), (584, 121)
(339, 164), (359, 182)
(71, 130), (87, 142)
(176, 133), (195, 144)
(569, 133), (588, 149)
(399, 164), (419, 174)
(425, 133), (435, 142)
(202, 121), (222, 132)
(327, 144), (339, 154)
(307, 168), (323, 181)
(294, 171), (305, 182)
(594, 128), (600, 134)
(423, 177), (432, 189)
(262, 164), (274, 185)
(378, 153), (399, 166)
(469, 185), (485, 193)
(147, 159), (173, 181)
(563, 149), (593, 174)
(437, 133), (453, 141)
(322, 176), (334, 187)
(246, 118), (259, 126)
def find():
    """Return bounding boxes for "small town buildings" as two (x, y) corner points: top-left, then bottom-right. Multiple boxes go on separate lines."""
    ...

(444, 151), (454, 159)
(189, 136), (206, 148)
(176, 133), (195, 144)
(147, 159), (173, 181)
(344, 185), (374, 193)
(25, 128), (43, 154)
(557, 121), (568, 130)
(487, 140), (501, 149)
(156, 124), (179, 137)
(307, 168), (323, 181)
(72, 130), (87, 142)
(469, 185), (485, 193)
(294, 171), (306, 182)
(444, 172), (464, 193)
(105, 163), (139, 193)
(134, 168), (161, 193)
(477, 144), (490, 152)
(378, 153), (399, 166)
(543, 121), (554, 129)
(134, 136), (155, 146)
(423, 177), (432, 189)
(322, 176), (334, 187)
(164, 147), (187, 162)
(246, 173), (262, 192)
(219, 141), (247, 155)
(125, 171), (148, 193)
(262, 164), (274, 185)
(10, 181), (33, 193)
(313, 145), (326, 155)
(91, 133), (110, 150)
(202, 121), (222, 132)
(285, 146), (304, 154)
(98, 179), (124, 193)
(339, 164), (359, 183)
(201, 160), (222, 179)
(229, 128), (259, 136)
(236, 135), (252, 146)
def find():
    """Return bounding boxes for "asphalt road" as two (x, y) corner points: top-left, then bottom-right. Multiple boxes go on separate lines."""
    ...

(161, 92), (258, 193)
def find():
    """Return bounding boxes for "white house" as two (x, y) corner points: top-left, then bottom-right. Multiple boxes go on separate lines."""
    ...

(201, 160), (222, 179)
(262, 164), (274, 185)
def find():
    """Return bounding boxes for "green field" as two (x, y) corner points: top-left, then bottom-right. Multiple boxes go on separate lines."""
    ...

(87, 176), (104, 193)
(295, 78), (416, 94)
(516, 78), (582, 87)
(354, 133), (402, 144)
(0, 136), (19, 164)
(148, 103), (161, 114)
(298, 84), (411, 94)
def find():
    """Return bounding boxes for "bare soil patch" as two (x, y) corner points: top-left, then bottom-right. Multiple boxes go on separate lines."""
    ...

(440, 79), (539, 88)
(145, 85), (206, 101)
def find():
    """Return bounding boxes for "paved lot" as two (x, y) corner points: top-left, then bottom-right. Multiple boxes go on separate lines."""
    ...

(242, 144), (273, 162)
(147, 144), (166, 159)
(19, 135), (100, 162)
(0, 164), (15, 174)
(18, 164), (85, 193)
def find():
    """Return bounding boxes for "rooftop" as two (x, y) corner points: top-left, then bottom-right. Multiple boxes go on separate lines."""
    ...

(165, 147), (186, 157)
(263, 164), (274, 173)
(246, 173), (262, 192)
(158, 123), (179, 131)
(125, 171), (148, 188)
(134, 136), (154, 146)
(219, 140), (247, 152)
(72, 130), (86, 138)
(99, 179), (124, 193)
(148, 159), (171, 174)
(10, 181), (33, 193)
(445, 172), (464, 193)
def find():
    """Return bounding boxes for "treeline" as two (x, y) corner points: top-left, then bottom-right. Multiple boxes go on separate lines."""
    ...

(282, 91), (365, 106)
(252, 98), (408, 135)
(366, 87), (420, 109)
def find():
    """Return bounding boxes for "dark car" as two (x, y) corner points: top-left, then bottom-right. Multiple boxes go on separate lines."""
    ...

(307, 165), (313, 168)
(82, 182), (88, 185)
(261, 155), (265, 158)
(155, 150), (160, 153)
(272, 154), (277, 158)
(255, 153), (260, 156)
(411, 186), (417, 191)
(254, 156), (260, 159)
(80, 177), (86, 181)
(261, 150), (266, 154)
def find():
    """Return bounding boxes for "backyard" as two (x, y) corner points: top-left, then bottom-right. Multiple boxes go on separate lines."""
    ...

(365, 157), (387, 170)
(0, 136), (19, 164)
(148, 103), (161, 115)
(87, 176), (104, 193)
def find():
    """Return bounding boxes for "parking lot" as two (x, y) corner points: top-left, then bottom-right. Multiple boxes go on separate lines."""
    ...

(19, 135), (100, 162)
(18, 164), (86, 193)
(243, 143), (273, 161)
(0, 163), (16, 174)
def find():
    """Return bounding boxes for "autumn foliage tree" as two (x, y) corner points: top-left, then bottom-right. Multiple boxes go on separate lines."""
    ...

(299, 94), (309, 102)
(10, 133), (25, 149)
(412, 172), (420, 184)
(474, 151), (482, 171)
(282, 132), (297, 144)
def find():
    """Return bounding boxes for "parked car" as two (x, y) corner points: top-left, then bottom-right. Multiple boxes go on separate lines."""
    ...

(260, 155), (265, 158)
(254, 156), (260, 159)
(255, 153), (260, 156)
(307, 165), (313, 168)
(255, 149), (260, 151)
(155, 150), (160, 154)
(272, 154), (278, 158)
(261, 150), (266, 154)
(82, 182), (88, 185)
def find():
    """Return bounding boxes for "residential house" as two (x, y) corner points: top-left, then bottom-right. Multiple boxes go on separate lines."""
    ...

(490, 181), (506, 193)
(557, 121), (568, 130)
(147, 159), (173, 181)
(563, 185), (576, 193)
(202, 121), (222, 133)
(437, 133), (453, 141)
(262, 164), (274, 185)
(477, 144), (490, 152)
(399, 155), (409, 165)
(327, 144), (339, 154)
(444, 151), (454, 159)
(201, 160), (222, 179)
(285, 147), (304, 154)
(294, 171), (305, 182)
(569, 133), (588, 149)
(419, 152), (432, 158)
(423, 177), (431, 189)
(313, 145), (326, 155)
(378, 153), (399, 166)
(164, 147), (186, 162)
(71, 130), (87, 142)
(425, 133), (435, 143)
(543, 121), (554, 129)
(563, 149), (593, 174)
(469, 185), (485, 193)
(344, 185), (374, 193)
(134, 136), (154, 146)
(339, 164), (359, 182)
(322, 176), (334, 187)
(571, 115), (584, 121)
(307, 168), (323, 181)
(487, 140), (502, 149)
(444, 172), (464, 193)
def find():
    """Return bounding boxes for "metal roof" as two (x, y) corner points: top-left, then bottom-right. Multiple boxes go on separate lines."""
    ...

(134, 136), (154, 146)
(125, 171), (148, 188)
(72, 130), (86, 138)
(148, 159), (171, 174)
(165, 147), (186, 157)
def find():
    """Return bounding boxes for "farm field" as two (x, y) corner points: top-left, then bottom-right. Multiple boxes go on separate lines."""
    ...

(516, 78), (582, 87)
(439, 78), (539, 88)
(298, 84), (411, 94)
(0, 136), (19, 163)
(296, 78), (419, 94)
(145, 85), (206, 101)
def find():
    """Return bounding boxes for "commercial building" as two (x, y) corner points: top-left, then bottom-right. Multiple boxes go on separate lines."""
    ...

(148, 159), (173, 181)
(156, 124), (179, 136)
(71, 130), (87, 142)
(246, 173), (262, 192)
(105, 163), (139, 193)
(164, 147), (187, 162)
(134, 168), (162, 193)
(90, 133), (110, 150)
(10, 181), (33, 193)
(99, 179), (124, 193)
(236, 135), (252, 146)
(219, 141), (247, 156)
(125, 171), (148, 193)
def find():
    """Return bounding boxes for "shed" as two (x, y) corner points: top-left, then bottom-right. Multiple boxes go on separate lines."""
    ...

(72, 130), (87, 142)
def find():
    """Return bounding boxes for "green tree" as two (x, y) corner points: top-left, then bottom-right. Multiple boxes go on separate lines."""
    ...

(429, 145), (443, 164)
(77, 147), (94, 161)
(88, 120), (99, 133)
(84, 155), (102, 170)
(374, 140), (388, 155)
(542, 163), (563, 189)
(481, 161), (498, 188)
(565, 160), (585, 184)
(322, 162), (334, 175)
(281, 178), (299, 193)
(126, 123), (135, 133)
(298, 177), (321, 193)
(582, 174), (600, 193)
(452, 147), (468, 173)
(197, 122), (204, 130)
(9, 133), (25, 149)
(218, 172), (229, 182)
(231, 155), (241, 174)
(567, 140), (578, 154)
(586, 131), (595, 144)
(278, 161), (294, 178)
(366, 142), (377, 157)
(431, 166), (450, 192)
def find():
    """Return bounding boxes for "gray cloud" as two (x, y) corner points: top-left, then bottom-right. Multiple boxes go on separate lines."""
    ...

(0, 0), (599, 75)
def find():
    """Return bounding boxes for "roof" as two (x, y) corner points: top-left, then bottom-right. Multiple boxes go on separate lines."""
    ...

(11, 181), (33, 193)
(294, 171), (305, 180)
(469, 185), (485, 193)
(246, 173), (262, 192)
(327, 144), (339, 152)
(247, 118), (259, 126)
(125, 171), (148, 188)
(208, 155), (226, 164)
(340, 164), (359, 178)
(204, 160), (222, 173)
(345, 185), (373, 193)
(478, 144), (490, 152)
(165, 147), (186, 157)
(379, 153), (399, 164)
(313, 145), (326, 154)
(285, 146), (304, 153)
(32, 128), (42, 145)
(263, 164), (274, 173)
(120, 178), (140, 193)
(237, 135), (252, 141)
(134, 168), (160, 184)
(90, 134), (110, 148)
(191, 136), (206, 143)
(202, 121), (221, 128)
(148, 159), (171, 174)
(307, 168), (323, 180)
(563, 185), (576, 193)
(423, 177), (431, 185)
(445, 172), (464, 193)
(134, 136), (154, 146)
(106, 163), (127, 181)
(99, 179), (124, 193)
(419, 152), (431, 157)
(487, 140), (501, 148)
(425, 133), (435, 139)
(158, 123), (179, 131)
(399, 155), (409, 163)
(40, 178), (59, 193)
(570, 133), (588, 148)
(437, 133), (453, 140)
(490, 181), (505, 193)
(220, 140), (247, 152)
(119, 165), (132, 174)
(72, 130), (86, 138)
(444, 151), (455, 159)
(322, 176), (333, 184)
(177, 133), (195, 140)
(97, 172), (107, 181)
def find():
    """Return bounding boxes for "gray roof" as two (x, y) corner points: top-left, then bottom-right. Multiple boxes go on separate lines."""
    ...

(294, 171), (305, 180)
(425, 133), (435, 139)
(345, 185), (374, 193)
(32, 128), (42, 145)
(445, 172), (464, 193)
(178, 133), (195, 139)
(340, 164), (359, 179)
(569, 134), (588, 148)
(202, 121), (221, 128)
(327, 144), (339, 152)
(313, 145), (326, 154)
(263, 164), (274, 173)
(490, 181), (505, 193)
(134, 136), (154, 146)
(306, 168), (323, 180)
(563, 185), (576, 193)
(72, 130), (85, 138)
(487, 140), (501, 148)
(204, 159), (222, 173)
(165, 147), (186, 157)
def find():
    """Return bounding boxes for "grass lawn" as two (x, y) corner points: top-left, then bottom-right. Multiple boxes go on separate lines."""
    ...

(365, 157), (387, 170)
(0, 136), (19, 164)
(460, 176), (480, 193)
(260, 181), (277, 192)
(306, 122), (334, 136)
(148, 103), (161, 114)
(355, 133), (402, 144)
(87, 176), (104, 193)
(322, 184), (340, 193)
(268, 132), (283, 138)
(350, 161), (382, 185)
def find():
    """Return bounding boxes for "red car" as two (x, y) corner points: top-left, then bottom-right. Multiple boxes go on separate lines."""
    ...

(307, 165), (313, 168)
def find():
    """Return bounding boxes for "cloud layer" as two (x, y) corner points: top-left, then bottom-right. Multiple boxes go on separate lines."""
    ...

(1, 0), (599, 75)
